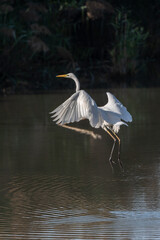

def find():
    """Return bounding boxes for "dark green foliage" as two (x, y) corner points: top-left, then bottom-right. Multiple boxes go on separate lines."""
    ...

(0, 0), (159, 93)
(110, 9), (148, 76)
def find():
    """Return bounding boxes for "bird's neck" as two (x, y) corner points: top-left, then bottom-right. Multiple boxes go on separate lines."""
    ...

(73, 76), (80, 92)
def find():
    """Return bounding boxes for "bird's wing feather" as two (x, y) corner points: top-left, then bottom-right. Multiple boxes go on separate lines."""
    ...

(50, 90), (102, 128)
(100, 92), (132, 123)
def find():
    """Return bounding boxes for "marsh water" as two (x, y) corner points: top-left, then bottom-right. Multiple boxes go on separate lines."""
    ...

(0, 89), (160, 239)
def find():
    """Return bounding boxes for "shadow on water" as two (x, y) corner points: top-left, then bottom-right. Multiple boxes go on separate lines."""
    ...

(0, 89), (160, 239)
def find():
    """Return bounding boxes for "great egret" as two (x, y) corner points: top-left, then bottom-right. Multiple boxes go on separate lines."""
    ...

(50, 73), (132, 170)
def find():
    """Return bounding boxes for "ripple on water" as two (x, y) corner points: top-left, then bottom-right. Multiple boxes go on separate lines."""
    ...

(0, 173), (160, 239)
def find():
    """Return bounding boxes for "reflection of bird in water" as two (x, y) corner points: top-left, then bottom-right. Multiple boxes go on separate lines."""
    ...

(50, 73), (132, 170)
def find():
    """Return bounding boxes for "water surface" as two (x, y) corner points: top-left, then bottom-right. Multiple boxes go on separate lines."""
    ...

(0, 89), (160, 239)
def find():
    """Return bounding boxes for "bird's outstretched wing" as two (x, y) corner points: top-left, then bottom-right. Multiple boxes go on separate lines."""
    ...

(100, 92), (132, 123)
(50, 90), (103, 128)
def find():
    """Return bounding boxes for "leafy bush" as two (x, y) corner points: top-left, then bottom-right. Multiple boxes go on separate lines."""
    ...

(110, 9), (148, 76)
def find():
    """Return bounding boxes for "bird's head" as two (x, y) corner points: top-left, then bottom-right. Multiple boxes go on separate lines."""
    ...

(56, 73), (76, 79)
(56, 73), (80, 92)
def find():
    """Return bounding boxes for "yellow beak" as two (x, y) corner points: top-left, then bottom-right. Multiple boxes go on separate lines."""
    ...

(56, 74), (67, 78)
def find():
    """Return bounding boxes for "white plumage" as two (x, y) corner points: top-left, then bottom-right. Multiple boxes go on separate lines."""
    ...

(98, 92), (132, 133)
(51, 90), (103, 128)
(50, 73), (132, 170)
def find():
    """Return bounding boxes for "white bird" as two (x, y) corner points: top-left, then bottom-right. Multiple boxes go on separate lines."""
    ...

(50, 73), (132, 170)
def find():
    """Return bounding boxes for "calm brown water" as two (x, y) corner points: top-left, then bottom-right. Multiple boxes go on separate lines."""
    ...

(0, 89), (160, 239)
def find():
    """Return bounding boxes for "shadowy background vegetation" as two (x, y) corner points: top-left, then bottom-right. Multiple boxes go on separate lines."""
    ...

(0, 0), (159, 94)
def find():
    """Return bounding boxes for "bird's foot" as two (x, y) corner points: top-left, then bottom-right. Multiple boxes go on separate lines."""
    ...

(109, 158), (116, 171)
(118, 158), (124, 172)
(109, 158), (116, 165)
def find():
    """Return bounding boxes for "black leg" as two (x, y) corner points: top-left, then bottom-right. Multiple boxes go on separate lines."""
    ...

(109, 138), (116, 171)
(111, 130), (124, 171)
(103, 127), (117, 170)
